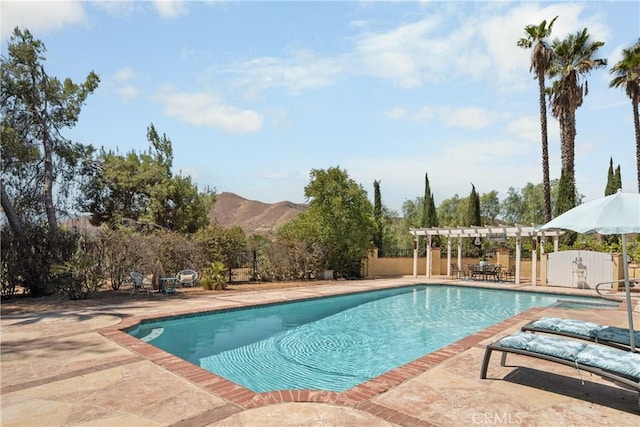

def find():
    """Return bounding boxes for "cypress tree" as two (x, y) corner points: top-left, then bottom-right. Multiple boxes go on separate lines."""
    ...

(373, 180), (383, 250)
(421, 173), (430, 227)
(429, 194), (438, 227)
(605, 157), (616, 196)
(467, 184), (482, 226)
(555, 172), (576, 217)
(421, 173), (438, 228)
(421, 173), (440, 247)
(614, 165), (622, 192)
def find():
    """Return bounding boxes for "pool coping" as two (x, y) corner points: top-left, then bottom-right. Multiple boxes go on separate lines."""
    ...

(97, 281), (630, 425)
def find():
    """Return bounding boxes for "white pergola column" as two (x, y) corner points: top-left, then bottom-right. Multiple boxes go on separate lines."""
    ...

(553, 236), (559, 252)
(446, 238), (452, 277)
(532, 235), (538, 286)
(412, 236), (418, 278)
(515, 235), (522, 285)
(457, 239), (463, 278)
(426, 235), (432, 278)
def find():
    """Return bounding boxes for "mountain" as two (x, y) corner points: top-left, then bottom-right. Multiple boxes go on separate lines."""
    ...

(209, 192), (307, 235)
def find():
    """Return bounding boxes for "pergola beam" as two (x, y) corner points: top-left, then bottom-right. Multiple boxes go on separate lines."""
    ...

(409, 225), (564, 284)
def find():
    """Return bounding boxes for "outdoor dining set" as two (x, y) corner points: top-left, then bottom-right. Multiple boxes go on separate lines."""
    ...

(452, 263), (516, 282)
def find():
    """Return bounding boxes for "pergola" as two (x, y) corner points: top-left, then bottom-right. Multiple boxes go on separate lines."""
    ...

(409, 225), (565, 285)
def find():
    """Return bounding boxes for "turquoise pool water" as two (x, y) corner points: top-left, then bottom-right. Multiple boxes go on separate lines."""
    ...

(127, 285), (606, 392)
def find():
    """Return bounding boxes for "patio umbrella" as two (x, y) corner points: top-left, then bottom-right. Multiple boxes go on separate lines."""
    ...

(151, 260), (165, 291)
(538, 189), (639, 351)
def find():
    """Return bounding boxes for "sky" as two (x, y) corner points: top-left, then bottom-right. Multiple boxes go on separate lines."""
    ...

(2, 1), (639, 214)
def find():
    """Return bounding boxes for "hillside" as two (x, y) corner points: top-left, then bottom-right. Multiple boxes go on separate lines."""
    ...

(209, 192), (307, 235)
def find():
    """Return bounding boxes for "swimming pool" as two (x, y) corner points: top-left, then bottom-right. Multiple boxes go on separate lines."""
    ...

(127, 285), (608, 392)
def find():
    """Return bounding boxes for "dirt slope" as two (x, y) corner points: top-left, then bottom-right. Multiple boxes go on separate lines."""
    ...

(209, 192), (307, 235)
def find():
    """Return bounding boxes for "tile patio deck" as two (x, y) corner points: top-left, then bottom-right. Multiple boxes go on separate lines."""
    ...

(1, 277), (639, 426)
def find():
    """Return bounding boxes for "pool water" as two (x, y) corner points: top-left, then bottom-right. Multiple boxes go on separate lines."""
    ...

(127, 285), (605, 392)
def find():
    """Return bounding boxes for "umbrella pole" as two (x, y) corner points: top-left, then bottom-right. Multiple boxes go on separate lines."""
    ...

(621, 234), (636, 351)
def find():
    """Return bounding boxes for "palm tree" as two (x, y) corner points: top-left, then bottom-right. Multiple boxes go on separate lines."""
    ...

(517, 17), (557, 223)
(610, 39), (640, 192)
(547, 28), (607, 214)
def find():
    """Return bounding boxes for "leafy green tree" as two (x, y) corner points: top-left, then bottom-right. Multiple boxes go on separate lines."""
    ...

(518, 17), (557, 222)
(1, 27), (99, 234)
(466, 184), (482, 226)
(275, 210), (327, 280)
(548, 28), (607, 215)
(402, 197), (424, 228)
(194, 222), (247, 269)
(284, 167), (375, 278)
(500, 181), (558, 225)
(480, 190), (500, 224)
(501, 187), (525, 225)
(379, 206), (406, 249)
(436, 194), (465, 227)
(609, 39), (640, 192)
(82, 124), (214, 233)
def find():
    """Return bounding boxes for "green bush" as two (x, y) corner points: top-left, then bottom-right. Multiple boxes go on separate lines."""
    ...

(1, 224), (79, 297)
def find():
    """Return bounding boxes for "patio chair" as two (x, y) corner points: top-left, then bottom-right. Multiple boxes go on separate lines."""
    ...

(176, 269), (198, 288)
(480, 332), (640, 397)
(130, 271), (152, 296)
(521, 317), (640, 352)
(451, 263), (462, 279)
(502, 265), (516, 282)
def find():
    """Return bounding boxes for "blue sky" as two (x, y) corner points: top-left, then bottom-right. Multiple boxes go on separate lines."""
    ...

(2, 1), (639, 214)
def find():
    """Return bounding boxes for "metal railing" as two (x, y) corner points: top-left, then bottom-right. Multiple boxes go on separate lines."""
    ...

(595, 278), (639, 296)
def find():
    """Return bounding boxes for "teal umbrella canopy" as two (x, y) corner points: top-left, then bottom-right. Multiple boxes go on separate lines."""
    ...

(538, 190), (640, 351)
(538, 190), (640, 235)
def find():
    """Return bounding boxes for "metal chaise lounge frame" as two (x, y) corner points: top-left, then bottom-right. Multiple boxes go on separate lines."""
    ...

(480, 333), (640, 399)
(521, 317), (639, 353)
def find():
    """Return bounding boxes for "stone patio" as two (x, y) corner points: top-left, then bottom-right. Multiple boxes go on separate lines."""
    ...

(1, 278), (639, 426)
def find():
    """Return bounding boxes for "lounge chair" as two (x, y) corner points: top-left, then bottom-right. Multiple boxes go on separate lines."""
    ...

(480, 332), (640, 396)
(522, 317), (640, 352)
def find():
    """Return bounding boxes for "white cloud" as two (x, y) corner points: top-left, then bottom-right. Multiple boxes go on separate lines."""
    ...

(1, 0), (87, 39)
(114, 67), (135, 82)
(393, 105), (499, 130)
(216, 2), (610, 97)
(443, 107), (494, 130)
(116, 85), (139, 102)
(153, 0), (189, 18)
(108, 67), (140, 102)
(385, 106), (408, 120)
(228, 50), (346, 97)
(154, 86), (263, 134)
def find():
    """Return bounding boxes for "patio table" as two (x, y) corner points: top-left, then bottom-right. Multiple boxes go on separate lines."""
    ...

(469, 264), (501, 281)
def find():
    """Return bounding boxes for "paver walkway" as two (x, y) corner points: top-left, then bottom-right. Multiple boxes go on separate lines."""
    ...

(2, 278), (639, 426)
